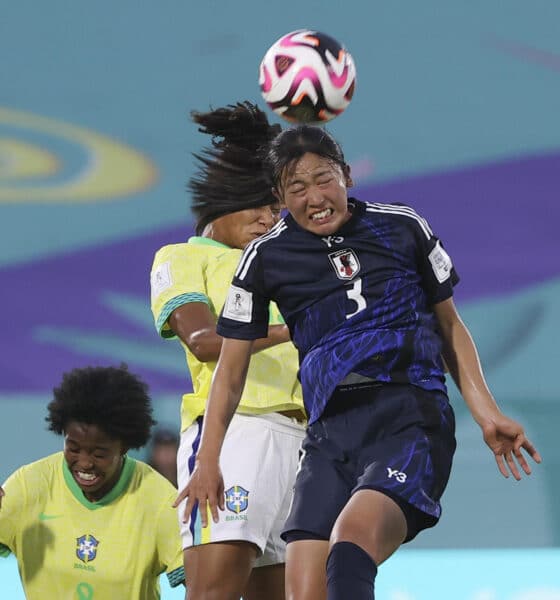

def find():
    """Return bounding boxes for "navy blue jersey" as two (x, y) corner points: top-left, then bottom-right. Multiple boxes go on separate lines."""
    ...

(217, 199), (459, 424)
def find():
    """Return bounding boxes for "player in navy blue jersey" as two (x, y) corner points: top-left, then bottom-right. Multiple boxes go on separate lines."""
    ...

(177, 124), (542, 600)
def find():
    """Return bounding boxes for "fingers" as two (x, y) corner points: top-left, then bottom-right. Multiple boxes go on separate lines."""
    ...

(174, 485), (224, 526)
(183, 496), (221, 528)
(218, 480), (225, 511)
(209, 495), (220, 526)
(495, 454), (510, 479)
(522, 438), (542, 465)
(505, 451), (521, 481)
(173, 485), (189, 508)
(495, 436), (542, 480)
(183, 495), (196, 525)
(513, 444), (533, 476)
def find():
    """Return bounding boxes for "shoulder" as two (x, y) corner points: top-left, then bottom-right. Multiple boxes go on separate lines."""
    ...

(232, 221), (289, 281)
(152, 241), (220, 288)
(243, 219), (290, 256)
(153, 242), (197, 264)
(129, 460), (177, 501)
(2, 453), (62, 502)
(253, 219), (290, 247)
(360, 200), (433, 239)
(15, 453), (62, 480)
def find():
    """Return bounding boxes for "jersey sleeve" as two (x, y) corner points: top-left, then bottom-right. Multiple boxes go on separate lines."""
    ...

(154, 486), (185, 587)
(150, 244), (211, 339)
(411, 213), (459, 304)
(0, 469), (26, 556)
(216, 244), (270, 340)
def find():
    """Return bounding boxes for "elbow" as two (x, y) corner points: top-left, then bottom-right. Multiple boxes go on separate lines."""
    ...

(186, 332), (222, 363)
(190, 347), (219, 363)
(187, 341), (218, 363)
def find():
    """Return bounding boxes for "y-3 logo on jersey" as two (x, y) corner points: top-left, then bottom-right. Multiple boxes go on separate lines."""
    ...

(321, 235), (344, 248)
(387, 467), (407, 483)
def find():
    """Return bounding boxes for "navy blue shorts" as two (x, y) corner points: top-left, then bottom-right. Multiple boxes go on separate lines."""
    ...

(282, 383), (456, 544)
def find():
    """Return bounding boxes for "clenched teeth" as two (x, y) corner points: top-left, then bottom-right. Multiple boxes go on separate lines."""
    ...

(311, 208), (332, 221)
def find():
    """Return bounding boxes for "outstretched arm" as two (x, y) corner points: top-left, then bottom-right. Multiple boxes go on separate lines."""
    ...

(174, 337), (253, 525)
(434, 297), (542, 480)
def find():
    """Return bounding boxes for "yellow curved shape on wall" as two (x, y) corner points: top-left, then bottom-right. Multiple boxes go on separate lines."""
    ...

(0, 107), (158, 202)
(0, 138), (60, 179)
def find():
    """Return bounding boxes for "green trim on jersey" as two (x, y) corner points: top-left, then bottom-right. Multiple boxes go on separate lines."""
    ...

(167, 565), (185, 588)
(0, 543), (10, 557)
(155, 237), (228, 338)
(150, 238), (305, 428)
(188, 236), (230, 249)
(157, 292), (210, 338)
(62, 455), (136, 509)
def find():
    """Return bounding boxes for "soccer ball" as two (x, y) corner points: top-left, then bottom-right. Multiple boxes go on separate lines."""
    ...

(259, 29), (356, 124)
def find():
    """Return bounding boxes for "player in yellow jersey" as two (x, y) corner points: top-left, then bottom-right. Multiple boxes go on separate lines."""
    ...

(150, 102), (306, 600)
(0, 364), (185, 600)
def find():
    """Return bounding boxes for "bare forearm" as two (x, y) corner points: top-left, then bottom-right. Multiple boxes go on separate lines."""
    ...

(177, 323), (290, 362)
(253, 324), (291, 352)
(197, 376), (243, 460)
(441, 319), (500, 424)
(434, 298), (541, 480)
(196, 338), (252, 459)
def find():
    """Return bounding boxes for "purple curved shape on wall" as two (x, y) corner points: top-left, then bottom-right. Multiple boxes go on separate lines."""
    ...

(0, 151), (558, 393)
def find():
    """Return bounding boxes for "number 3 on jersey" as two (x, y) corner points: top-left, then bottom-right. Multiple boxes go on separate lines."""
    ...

(345, 277), (366, 319)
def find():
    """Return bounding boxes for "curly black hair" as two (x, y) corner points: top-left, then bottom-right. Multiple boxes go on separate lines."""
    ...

(188, 100), (282, 235)
(46, 364), (156, 449)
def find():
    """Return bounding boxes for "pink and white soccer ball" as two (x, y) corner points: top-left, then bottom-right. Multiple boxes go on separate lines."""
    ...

(259, 29), (357, 124)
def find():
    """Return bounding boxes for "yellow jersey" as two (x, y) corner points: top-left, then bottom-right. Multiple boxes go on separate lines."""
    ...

(150, 237), (304, 431)
(0, 453), (184, 600)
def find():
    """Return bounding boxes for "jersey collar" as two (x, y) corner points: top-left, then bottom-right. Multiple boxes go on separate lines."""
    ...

(62, 454), (136, 510)
(187, 236), (231, 249)
(338, 197), (365, 233)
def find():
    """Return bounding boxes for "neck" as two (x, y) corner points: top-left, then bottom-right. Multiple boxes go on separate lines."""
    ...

(84, 455), (124, 502)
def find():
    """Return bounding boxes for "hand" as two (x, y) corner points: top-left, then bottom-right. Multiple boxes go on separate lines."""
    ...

(480, 413), (542, 480)
(173, 456), (224, 527)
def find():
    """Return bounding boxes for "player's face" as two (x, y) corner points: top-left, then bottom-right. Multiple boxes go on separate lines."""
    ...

(210, 204), (281, 249)
(63, 421), (127, 502)
(276, 152), (352, 236)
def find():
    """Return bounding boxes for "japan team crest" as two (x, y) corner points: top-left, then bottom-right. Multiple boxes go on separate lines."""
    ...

(76, 534), (100, 563)
(225, 485), (249, 514)
(328, 249), (361, 280)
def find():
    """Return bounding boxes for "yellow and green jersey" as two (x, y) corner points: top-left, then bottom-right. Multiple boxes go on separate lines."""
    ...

(150, 237), (304, 431)
(0, 453), (184, 600)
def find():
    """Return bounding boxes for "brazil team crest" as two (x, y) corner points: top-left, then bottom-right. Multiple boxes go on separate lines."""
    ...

(225, 485), (249, 514)
(329, 249), (360, 280)
(76, 534), (100, 563)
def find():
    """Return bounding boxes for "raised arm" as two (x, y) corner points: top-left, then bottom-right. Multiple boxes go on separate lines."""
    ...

(169, 302), (290, 362)
(434, 297), (542, 480)
(174, 337), (254, 525)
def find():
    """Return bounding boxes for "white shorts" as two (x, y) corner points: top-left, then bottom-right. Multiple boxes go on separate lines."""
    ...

(177, 412), (305, 567)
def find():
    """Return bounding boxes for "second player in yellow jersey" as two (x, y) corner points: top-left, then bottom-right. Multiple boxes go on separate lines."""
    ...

(151, 238), (303, 432)
(0, 365), (184, 600)
(150, 102), (305, 600)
